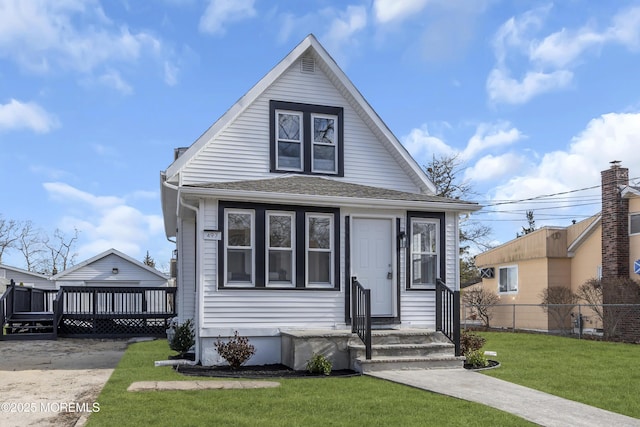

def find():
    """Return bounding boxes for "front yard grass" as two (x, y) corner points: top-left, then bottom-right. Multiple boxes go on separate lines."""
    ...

(479, 331), (640, 418)
(88, 339), (531, 427)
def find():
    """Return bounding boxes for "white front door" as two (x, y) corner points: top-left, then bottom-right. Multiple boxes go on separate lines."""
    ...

(352, 218), (394, 317)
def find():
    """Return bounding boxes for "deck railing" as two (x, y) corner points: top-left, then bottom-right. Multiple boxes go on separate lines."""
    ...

(436, 278), (460, 356)
(0, 283), (15, 333)
(351, 277), (372, 360)
(59, 286), (176, 316)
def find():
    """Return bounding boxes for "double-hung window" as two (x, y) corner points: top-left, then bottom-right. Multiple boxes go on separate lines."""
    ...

(410, 218), (439, 288)
(221, 203), (339, 289)
(267, 212), (295, 286)
(225, 210), (254, 285)
(276, 111), (303, 171)
(311, 114), (337, 173)
(498, 266), (518, 293)
(270, 100), (343, 176)
(306, 213), (334, 287)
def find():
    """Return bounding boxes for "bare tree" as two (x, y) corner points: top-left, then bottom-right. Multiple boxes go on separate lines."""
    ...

(462, 287), (500, 328)
(425, 154), (493, 286)
(0, 215), (20, 263)
(540, 286), (579, 334)
(577, 278), (604, 326)
(42, 228), (79, 274)
(425, 154), (493, 253)
(425, 153), (473, 200)
(16, 221), (45, 272)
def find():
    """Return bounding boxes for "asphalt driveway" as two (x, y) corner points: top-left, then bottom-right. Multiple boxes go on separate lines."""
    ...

(0, 338), (128, 427)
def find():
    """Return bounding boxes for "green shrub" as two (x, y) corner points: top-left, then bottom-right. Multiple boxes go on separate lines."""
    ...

(460, 330), (486, 354)
(306, 353), (332, 375)
(465, 350), (489, 368)
(169, 319), (195, 355)
(214, 331), (256, 369)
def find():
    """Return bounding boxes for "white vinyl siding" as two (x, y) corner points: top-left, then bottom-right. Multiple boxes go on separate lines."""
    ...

(445, 212), (458, 290)
(179, 61), (421, 193)
(52, 253), (167, 287)
(201, 290), (344, 330)
(178, 218), (196, 322)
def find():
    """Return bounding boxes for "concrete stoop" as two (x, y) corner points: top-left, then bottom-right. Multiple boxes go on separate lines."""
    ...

(349, 329), (464, 373)
(280, 328), (462, 373)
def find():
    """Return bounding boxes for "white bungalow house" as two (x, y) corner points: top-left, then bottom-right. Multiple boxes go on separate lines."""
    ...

(51, 248), (169, 288)
(160, 34), (479, 370)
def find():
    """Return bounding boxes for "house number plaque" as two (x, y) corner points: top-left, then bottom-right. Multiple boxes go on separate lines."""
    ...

(203, 230), (221, 241)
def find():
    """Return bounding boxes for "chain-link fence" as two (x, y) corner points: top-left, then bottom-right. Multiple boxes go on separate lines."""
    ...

(462, 303), (640, 341)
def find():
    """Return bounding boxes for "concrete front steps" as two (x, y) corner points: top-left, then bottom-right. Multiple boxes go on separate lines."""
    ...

(350, 329), (464, 373)
(280, 328), (463, 374)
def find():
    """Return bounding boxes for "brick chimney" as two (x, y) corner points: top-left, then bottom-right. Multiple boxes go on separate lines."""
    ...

(601, 161), (629, 280)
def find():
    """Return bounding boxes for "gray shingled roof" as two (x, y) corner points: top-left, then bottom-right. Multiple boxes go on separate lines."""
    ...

(186, 175), (477, 206)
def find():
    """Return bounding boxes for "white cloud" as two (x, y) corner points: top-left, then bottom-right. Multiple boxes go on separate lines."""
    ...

(43, 182), (170, 262)
(164, 61), (179, 86)
(0, 99), (59, 133)
(462, 121), (523, 160)
(199, 0), (256, 35)
(402, 126), (455, 165)
(486, 68), (573, 104)
(373, 0), (429, 24)
(491, 112), (640, 215)
(98, 70), (133, 95)
(487, 5), (640, 105)
(0, 0), (173, 87)
(608, 6), (640, 48)
(321, 5), (367, 61)
(464, 153), (528, 182)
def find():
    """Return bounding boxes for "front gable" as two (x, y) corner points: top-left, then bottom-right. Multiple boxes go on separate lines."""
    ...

(164, 34), (434, 195)
(51, 249), (168, 286)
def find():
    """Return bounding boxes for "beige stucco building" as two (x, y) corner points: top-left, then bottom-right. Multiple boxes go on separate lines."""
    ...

(473, 163), (640, 333)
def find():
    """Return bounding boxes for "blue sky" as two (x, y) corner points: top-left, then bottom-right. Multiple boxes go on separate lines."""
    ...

(2, 0), (640, 270)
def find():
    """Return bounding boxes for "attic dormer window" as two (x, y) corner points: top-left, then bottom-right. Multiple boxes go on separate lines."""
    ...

(270, 100), (343, 176)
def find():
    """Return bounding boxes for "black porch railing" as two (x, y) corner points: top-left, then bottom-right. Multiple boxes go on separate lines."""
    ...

(436, 278), (461, 356)
(351, 277), (372, 360)
(57, 286), (176, 338)
(1, 284), (176, 339)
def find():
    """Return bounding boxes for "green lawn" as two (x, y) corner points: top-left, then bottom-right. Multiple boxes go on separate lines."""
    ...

(479, 331), (640, 418)
(88, 339), (531, 427)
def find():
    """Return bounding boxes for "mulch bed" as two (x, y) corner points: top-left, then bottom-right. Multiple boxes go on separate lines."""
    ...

(464, 360), (500, 370)
(175, 363), (360, 379)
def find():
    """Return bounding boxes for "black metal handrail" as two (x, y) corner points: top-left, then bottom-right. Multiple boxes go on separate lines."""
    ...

(436, 278), (461, 356)
(351, 277), (372, 360)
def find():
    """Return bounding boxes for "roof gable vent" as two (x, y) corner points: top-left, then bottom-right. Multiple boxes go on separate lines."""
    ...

(300, 57), (315, 73)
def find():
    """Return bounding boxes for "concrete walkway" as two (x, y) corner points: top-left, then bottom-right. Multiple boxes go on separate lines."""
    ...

(369, 369), (640, 427)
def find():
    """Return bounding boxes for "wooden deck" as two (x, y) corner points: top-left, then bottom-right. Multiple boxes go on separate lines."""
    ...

(0, 283), (176, 340)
